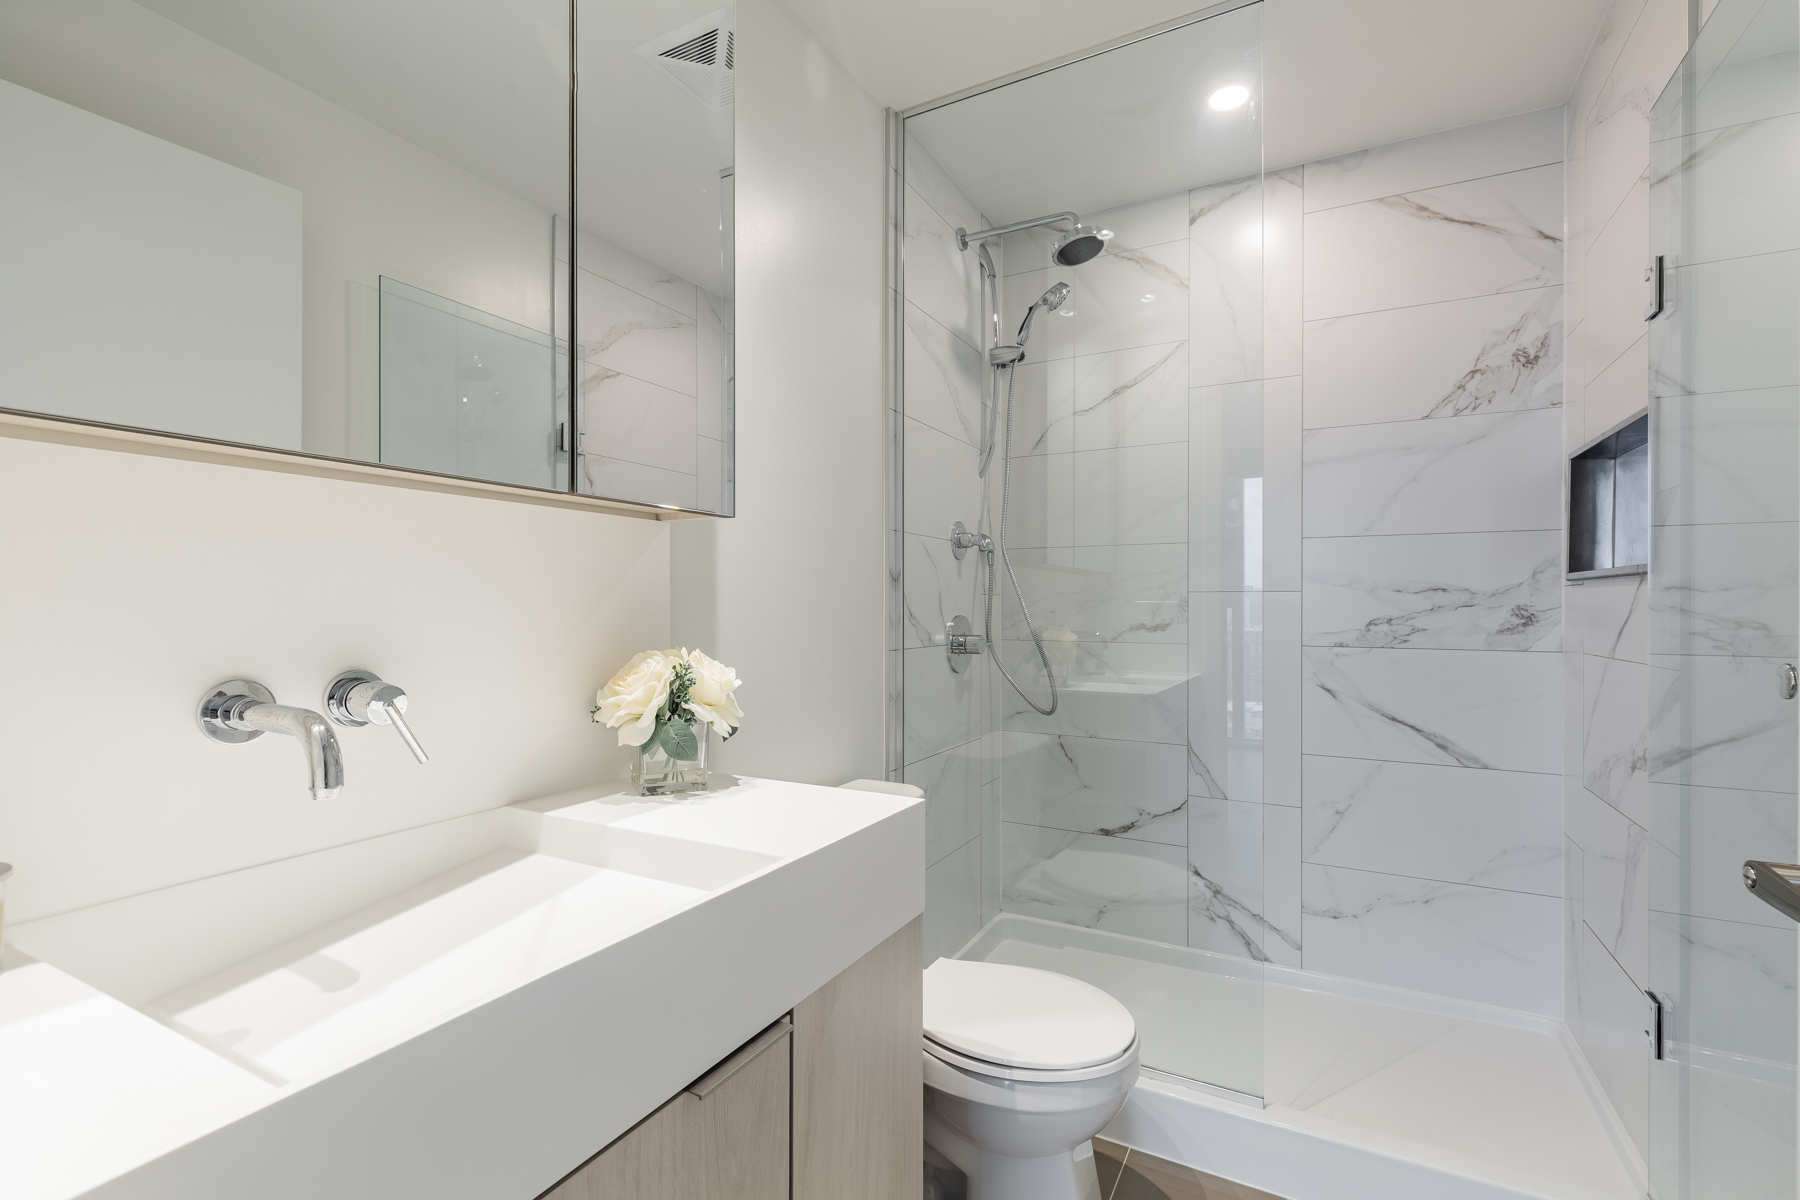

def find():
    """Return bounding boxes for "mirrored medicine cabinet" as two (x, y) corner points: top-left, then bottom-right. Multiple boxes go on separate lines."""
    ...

(0, 0), (734, 516)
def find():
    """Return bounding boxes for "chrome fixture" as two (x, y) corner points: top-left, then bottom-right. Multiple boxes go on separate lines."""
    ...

(1744, 859), (1800, 923)
(197, 679), (345, 801)
(946, 615), (982, 673)
(325, 670), (430, 763)
(955, 211), (1110, 267)
(950, 521), (991, 562)
(1780, 663), (1796, 700)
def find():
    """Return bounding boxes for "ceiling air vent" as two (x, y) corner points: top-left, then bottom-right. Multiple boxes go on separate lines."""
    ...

(634, 8), (735, 112)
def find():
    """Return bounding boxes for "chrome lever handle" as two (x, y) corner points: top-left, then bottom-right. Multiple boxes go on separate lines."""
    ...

(325, 670), (430, 763)
(1743, 860), (1800, 923)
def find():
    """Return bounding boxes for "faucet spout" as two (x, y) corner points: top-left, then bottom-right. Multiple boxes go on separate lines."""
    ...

(202, 690), (345, 800)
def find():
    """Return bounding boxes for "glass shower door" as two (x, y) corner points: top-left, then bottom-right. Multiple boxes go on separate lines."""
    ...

(1646, 1), (1799, 1194)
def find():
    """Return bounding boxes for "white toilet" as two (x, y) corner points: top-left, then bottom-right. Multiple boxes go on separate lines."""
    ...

(922, 958), (1140, 1200)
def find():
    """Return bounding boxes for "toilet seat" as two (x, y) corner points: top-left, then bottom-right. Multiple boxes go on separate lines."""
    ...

(923, 959), (1137, 1077)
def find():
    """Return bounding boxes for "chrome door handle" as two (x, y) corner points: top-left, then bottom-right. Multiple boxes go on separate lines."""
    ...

(1743, 861), (1800, 922)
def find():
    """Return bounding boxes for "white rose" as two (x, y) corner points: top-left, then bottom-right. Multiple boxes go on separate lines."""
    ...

(595, 649), (679, 747)
(680, 648), (743, 739)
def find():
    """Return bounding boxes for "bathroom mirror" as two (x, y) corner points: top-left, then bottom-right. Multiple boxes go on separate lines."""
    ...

(0, 0), (733, 515)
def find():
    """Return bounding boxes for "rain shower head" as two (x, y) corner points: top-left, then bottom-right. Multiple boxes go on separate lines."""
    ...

(1052, 225), (1107, 266)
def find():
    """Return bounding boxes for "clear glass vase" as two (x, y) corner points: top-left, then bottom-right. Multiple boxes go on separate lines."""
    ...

(632, 722), (710, 795)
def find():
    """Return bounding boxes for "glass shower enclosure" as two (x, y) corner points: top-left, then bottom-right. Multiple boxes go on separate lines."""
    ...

(1647, 0), (1800, 1194)
(896, 1), (1267, 1099)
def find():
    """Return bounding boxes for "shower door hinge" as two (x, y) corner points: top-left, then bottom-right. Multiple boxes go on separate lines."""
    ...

(1644, 989), (1667, 1060)
(1644, 255), (1666, 321)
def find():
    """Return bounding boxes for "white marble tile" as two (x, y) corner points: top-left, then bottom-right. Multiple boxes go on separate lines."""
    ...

(1581, 169), (1650, 391)
(1651, 521), (1799, 658)
(1263, 377), (1302, 593)
(577, 269), (698, 398)
(1006, 354), (1073, 456)
(1303, 288), (1562, 427)
(1572, 0), (1649, 129)
(1304, 164), (1563, 321)
(1018, 343), (1187, 456)
(582, 366), (697, 475)
(1189, 380), (1263, 592)
(580, 455), (696, 508)
(903, 415), (981, 540)
(1075, 240), (1189, 358)
(905, 299), (985, 447)
(1567, 573), (1649, 664)
(1264, 170), (1303, 380)
(1649, 781), (1799, 929)
(1650, 251), (1800, 398)
(1189, 176), (1262, 386)
(905, 182), (981, 343)
(1000, 543), (1186, 645)
(1002, 823), (1188, 943)
(697, 290), (724, 439)
(1304, 108), (1566, 213)
(1004, 442), (1187, 548)
(1001, 731), (1188, 845)
(902, 532), (984, 651)
(1263, 804), (1303, 967)
(1574, 922), (1651, 1154)
(1187, 592), (1263, 803)
(1088, 192), (1189, 254)
(1304, 530), (1562, 651)
(1649, 653), (1798, 794)
(1302, 864), (1563, 1015)
(1569, 784), (1649, 985)
(1684, 40), (1800, 136)
(1303, 646), (1562, 774)
(577, 230), (699, 317)
(999, 639), (1187, 746)
(907, 738), (983, 867)
(696, 435), (723, 514)
(1264, 592), (1302, 808)
(1582, 329), (1648, 444)
(1565, 833), (1585, 1036)
(887, 649), (904, 776)
(1302, 409), (1563, 537)
(1656, 910), (1798, 1068)
(981, 780), (1002, 924)
(926, 836), (983, 964)
(1584, 655), (1651, 824)
(905, 643), (981, 765)
(1190, 797), (1282, 961)
(906, 135), (984, 240)
(1650, 114), (1800, 268)
(1304, 756), (1562, 897)
(1654, 387), (1800, 527)
(1582, 0), (1687, 249)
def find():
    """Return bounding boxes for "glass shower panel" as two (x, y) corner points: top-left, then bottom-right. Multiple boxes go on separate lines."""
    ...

(901, 1), (1265, 1098)
(1647, 0), (1800, 1194)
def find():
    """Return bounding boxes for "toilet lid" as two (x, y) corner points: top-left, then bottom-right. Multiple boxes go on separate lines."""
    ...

(923, 959), (1136, 1070)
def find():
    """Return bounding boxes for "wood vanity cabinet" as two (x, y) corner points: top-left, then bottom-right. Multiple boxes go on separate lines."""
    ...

(539, 916), (922, 1200)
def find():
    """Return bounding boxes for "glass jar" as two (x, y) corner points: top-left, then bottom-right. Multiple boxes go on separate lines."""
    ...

(632, 723), (710, 795)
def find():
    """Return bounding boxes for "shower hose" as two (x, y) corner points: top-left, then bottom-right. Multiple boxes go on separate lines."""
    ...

(985, 362), (1059, 717)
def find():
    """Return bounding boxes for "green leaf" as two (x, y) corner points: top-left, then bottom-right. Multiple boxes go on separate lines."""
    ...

(660, 718), (699, 761)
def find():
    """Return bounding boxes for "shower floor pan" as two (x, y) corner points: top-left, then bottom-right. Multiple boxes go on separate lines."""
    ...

(957, 915), (1643, 1200)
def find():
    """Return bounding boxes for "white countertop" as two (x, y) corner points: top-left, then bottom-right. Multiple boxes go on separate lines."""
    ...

(0, 775), (923, 1200)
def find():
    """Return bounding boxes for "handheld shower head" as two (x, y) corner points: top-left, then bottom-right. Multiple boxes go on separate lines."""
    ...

(1016, 282), (1072, 347)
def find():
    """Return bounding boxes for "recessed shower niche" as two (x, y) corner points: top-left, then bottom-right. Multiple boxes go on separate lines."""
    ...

(1568, 412), (1649, 579)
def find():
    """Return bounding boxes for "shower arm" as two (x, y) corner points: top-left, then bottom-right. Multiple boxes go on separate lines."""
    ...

(955, 212), (1079, 251)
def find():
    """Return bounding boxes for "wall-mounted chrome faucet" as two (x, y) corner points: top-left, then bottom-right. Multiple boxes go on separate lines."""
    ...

(324, 670), (429, 763)
(197, 679), (345, 800)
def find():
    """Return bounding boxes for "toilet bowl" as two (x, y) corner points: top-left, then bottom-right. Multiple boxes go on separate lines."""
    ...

(922, 959), (1140, 1200)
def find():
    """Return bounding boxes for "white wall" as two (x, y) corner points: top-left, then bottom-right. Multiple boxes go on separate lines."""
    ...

(0, 436), (668, 925)
(668, 0), (889, 787)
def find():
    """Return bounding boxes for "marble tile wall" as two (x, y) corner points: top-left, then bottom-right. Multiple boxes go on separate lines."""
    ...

(571, 232), (727, 512)
(1296, 106), (1568, 1018)
(1562, 0), (1692, 1162)
(898, 136), (1003, 964)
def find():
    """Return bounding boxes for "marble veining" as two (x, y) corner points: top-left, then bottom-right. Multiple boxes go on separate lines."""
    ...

(1650, 521), (1800, 658)
(1001, 544), (1187, 645)
(1002, 825), (1188, 943)
(1582, 655), (1650, 821)
(1189, 176), (1264, 387)
(1002, 731), (1189, 846)
(1304, 536), (1561, 651)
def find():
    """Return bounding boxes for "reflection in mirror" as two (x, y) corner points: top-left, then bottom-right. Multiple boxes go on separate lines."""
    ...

(572, 1), (735, 514)
(0, 0), (732, 511)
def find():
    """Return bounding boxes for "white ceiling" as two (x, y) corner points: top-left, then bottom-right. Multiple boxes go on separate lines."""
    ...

(783, 0), (1612, 171)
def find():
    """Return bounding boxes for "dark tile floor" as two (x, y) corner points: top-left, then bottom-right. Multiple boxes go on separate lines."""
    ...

(1094, 1139), (1286, 1200)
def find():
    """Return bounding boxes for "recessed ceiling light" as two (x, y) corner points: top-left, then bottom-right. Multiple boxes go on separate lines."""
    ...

(1208, 84), (1249, 112)
(1140, 294), (1156, 303)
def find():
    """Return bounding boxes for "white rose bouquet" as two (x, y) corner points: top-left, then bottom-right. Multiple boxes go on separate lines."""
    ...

(594, 647), (742, 763)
